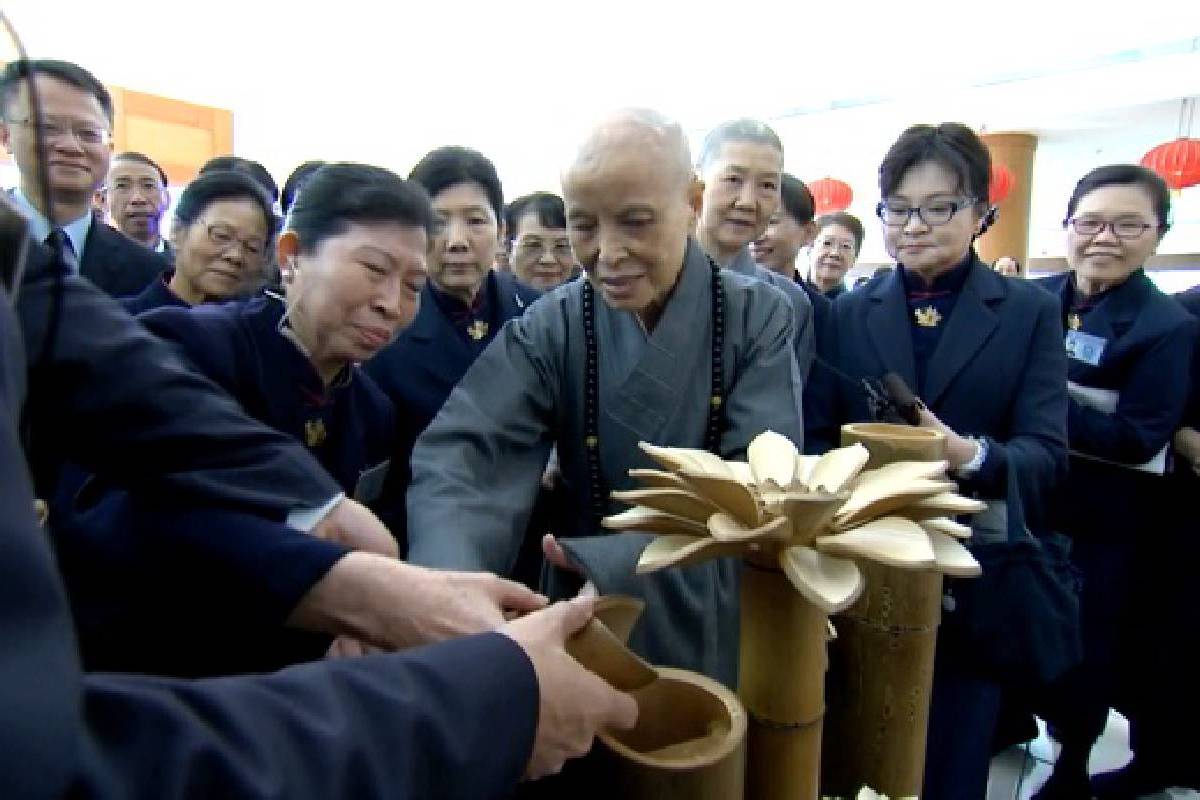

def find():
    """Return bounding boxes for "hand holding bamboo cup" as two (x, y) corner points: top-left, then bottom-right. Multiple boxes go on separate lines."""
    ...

(566, 595), (749, 800)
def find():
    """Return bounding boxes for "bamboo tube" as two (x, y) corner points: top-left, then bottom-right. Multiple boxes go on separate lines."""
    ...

(822, 423), (947, 798)
(597, 667), (747, 800)
(841, 423), (946, 469)
(740, 557), (828, 800)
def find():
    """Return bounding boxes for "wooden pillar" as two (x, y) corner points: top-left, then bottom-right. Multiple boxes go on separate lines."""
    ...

(976, 133), (1037, 268)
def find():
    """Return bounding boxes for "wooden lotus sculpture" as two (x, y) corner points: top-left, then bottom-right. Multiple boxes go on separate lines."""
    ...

(603, 431), (984, 800)
(605, 431), (983, 608)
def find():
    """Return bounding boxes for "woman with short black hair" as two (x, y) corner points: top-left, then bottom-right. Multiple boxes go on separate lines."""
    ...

(506, 191), (577, 291)
(1032, 165), (1196, 799)
(57, 163), (432, 677)
(806, 211), (864, 298)
(365, 147), (540, 546)
(121, 170), (276, 313)
(818, 122), (1069, 798)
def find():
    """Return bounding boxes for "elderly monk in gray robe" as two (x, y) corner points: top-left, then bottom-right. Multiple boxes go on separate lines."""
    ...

(406, 110), (804, 688)
(695, 118), (816, 380)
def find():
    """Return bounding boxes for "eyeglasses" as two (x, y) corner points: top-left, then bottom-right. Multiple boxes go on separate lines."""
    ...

(512, 238), (573, 263)
(205, 223), (266, 258)
(8, 117), (111, 147)
(876, 198), (978, 227)
(1063, 217), (1159, 240)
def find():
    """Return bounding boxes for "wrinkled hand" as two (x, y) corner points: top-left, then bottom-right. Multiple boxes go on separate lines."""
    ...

(916, 406), (977, 470)
(312, 498), (398, 558)
(289, 553), (548, 650)
(503, 597), (639, 779)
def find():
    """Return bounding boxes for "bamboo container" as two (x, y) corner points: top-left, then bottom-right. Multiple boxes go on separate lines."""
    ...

(740, 556), (828, 800)
(823, 423), (947, 798)
(597, 667), (747, 800)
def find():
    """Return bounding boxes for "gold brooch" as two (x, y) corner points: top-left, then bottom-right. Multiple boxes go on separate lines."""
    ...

(467, 320), (489, 341)
(1068, 313), (1082, 331)
(304, 419), (327, 448)
(914, 306), (943, 328)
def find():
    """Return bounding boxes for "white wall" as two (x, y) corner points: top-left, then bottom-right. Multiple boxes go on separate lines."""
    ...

(3, 0), (1198, 266)
(1029, 105), (1200, 259)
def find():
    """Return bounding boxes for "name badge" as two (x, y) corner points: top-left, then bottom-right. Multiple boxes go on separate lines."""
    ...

(1065, 330), (1106, 366)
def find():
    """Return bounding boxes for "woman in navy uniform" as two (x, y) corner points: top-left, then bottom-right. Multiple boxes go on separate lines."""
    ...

(121, 169), (276, 314)
(817, 123), (1068, 799)
(365, 146), (539, 548)
(805, 211), (863, 300)
(56, 163), (432, 675)
(1032, 165), (1196, 799)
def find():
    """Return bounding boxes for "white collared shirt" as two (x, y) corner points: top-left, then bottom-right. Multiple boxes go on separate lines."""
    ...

(10, 188), (92, 270)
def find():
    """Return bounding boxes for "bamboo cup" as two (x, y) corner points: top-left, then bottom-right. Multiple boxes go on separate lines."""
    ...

(597, 667), (747, 800)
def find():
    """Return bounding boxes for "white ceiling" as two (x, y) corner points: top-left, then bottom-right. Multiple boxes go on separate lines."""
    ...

(3, 1), (1200, 196)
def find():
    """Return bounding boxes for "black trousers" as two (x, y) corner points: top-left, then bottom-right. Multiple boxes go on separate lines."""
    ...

(1038, 537), (1136, 748)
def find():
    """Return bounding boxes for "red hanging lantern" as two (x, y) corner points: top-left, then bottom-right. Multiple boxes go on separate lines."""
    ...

(1140, 138), (1200, 190)
(809, 177), (853, 215)
(989, 163), (1015, 205)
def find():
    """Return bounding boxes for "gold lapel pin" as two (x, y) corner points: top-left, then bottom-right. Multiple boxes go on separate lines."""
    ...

(468, 320), (490, 341)
(914, 306), (943, 328)
(304, 418), (327, 448)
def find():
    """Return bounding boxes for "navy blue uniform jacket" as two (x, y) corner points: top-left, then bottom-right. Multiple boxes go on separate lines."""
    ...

(1037, 270), (1196, 540)
(3, 243), (538, 799)
(366, 269), (540, 540)
(119, 268), (188, 314)
(820, 255), (1068, 532)
(141, 294), (396, 496)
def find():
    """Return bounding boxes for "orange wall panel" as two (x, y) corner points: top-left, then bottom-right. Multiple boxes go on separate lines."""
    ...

(108, 86), (233, 185)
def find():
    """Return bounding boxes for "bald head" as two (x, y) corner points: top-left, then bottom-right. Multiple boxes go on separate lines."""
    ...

(565, 109), (694, 192)
(561, 109), (703, 324)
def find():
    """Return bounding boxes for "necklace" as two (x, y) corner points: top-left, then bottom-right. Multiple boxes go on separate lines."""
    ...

(580, 256), (726, 520)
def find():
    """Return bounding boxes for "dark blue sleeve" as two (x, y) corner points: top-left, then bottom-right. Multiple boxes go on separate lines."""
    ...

(139, 304), (244, 397)
(1177, 289), (1200, 428)
(17, 257), (340, 517)
(72, 633), (538, 800)
(1068, 315), (1197, 463)
(2, 287), (538, 800)
(963, 287), (1069, 509)
(801, 287), (838, 454)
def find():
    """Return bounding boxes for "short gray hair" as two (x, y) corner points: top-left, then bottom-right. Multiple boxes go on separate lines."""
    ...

(696, 118), (783, 172)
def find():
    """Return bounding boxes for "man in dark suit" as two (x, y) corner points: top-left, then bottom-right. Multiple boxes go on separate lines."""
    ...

(1, 59), (165, 297)
(1, 227), (635, 797)
(106, 150), (175, 261)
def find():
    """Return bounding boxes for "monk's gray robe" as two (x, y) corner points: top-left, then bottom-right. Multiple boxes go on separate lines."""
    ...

(728, 246), (815, 381)
(406, 239), (804, 688)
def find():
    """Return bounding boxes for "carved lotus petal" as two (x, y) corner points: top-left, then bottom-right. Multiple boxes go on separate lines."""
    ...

(779, 545), (865, 614)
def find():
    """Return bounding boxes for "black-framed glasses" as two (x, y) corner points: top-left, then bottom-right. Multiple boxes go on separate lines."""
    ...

(1063, 217), (1159, 240)
(512, 238), (573, 263)
(9, 116), (110, 146)
(205, 222), (266, 258)
(876, 197), (978, 227)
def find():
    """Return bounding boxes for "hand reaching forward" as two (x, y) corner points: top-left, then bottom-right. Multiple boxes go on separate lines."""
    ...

(503, 596), (639, 779)
(289, 553), (548, 649)
(312, 498), (398, 558)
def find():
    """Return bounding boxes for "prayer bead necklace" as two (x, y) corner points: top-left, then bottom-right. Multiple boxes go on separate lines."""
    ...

(581, 257), (726, 521)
